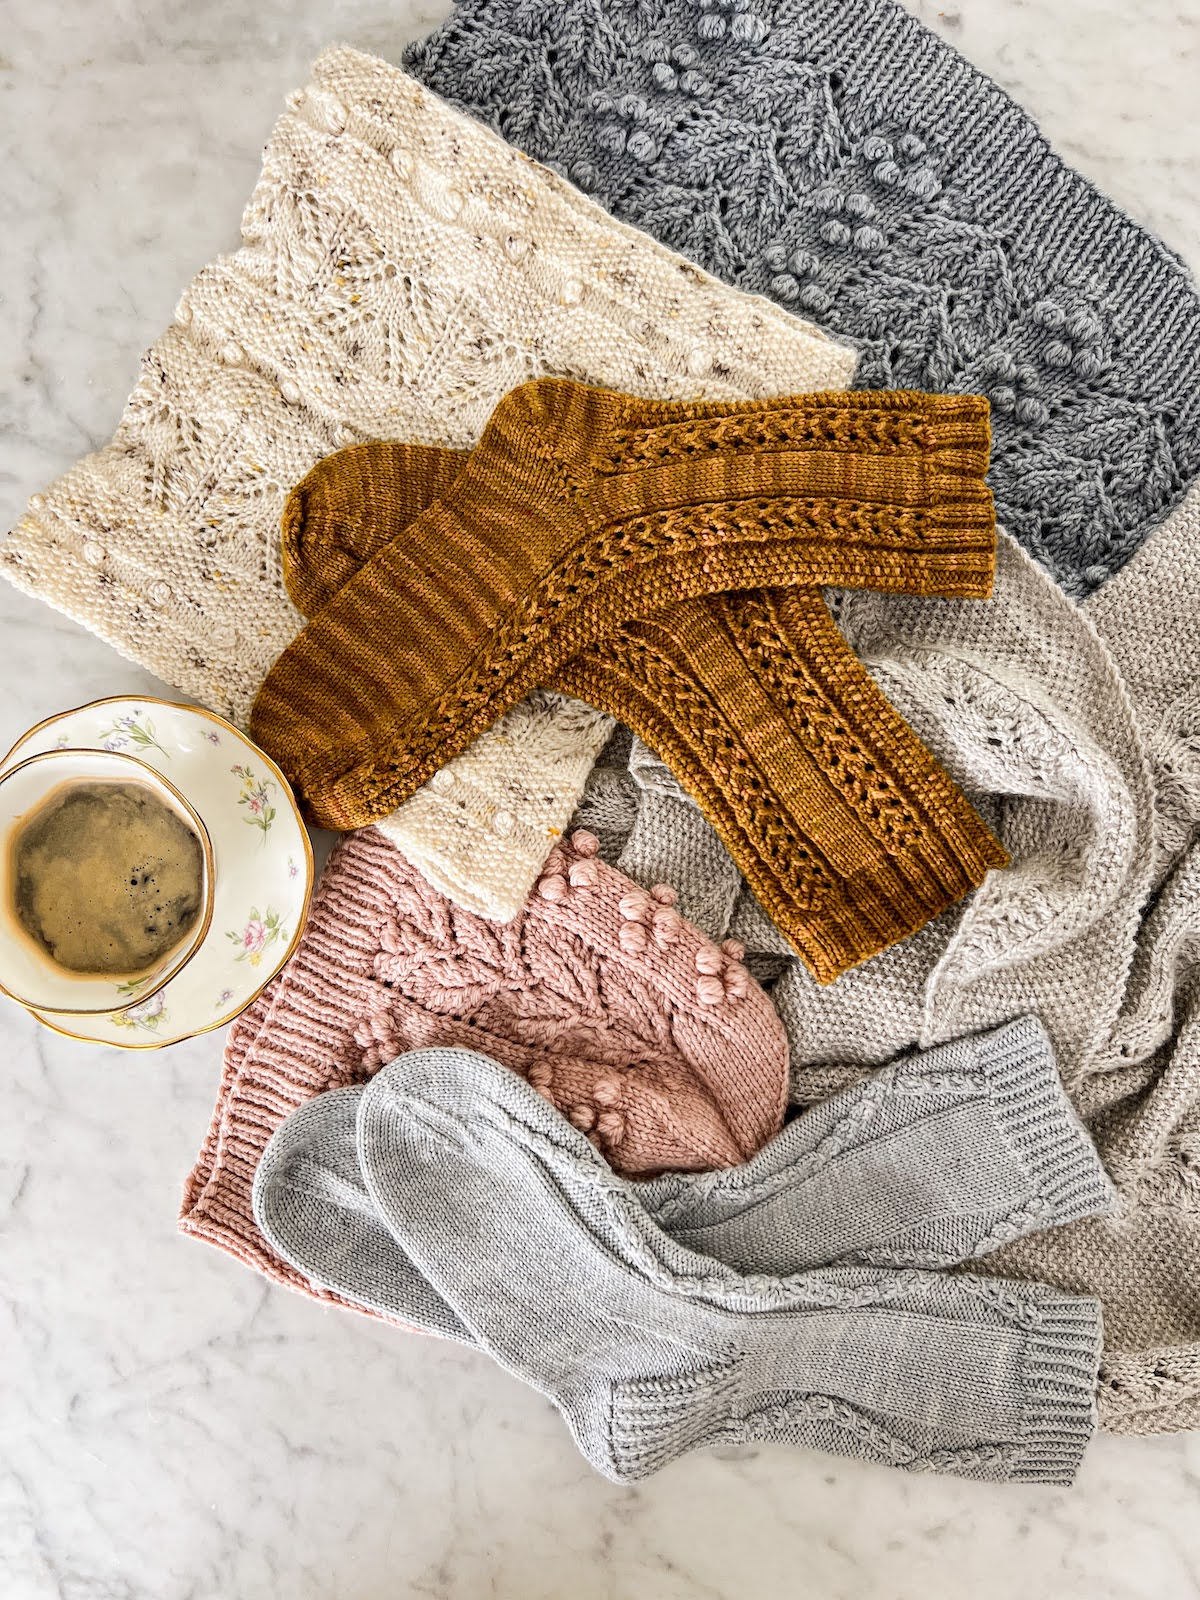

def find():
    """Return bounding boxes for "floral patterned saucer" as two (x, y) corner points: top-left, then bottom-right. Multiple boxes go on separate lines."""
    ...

(0, 697), (313, 1049)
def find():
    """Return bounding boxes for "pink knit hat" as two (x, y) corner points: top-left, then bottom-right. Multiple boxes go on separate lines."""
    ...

(180, 826), (788, 1295)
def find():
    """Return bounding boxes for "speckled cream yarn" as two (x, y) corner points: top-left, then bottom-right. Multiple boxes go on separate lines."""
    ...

(1085, 479), (1200, 885)
(2, 46), (856, 924)
(180, 824), (789, 1299)
(407, 0), (1200, 598)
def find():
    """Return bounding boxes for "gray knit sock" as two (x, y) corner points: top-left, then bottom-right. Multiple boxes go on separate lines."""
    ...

(637, 1016), (1115, 1272)
(254, 1023), (1110, 1479)
(254, 1017), (1111, 1318)
(253, 1084), (474, 1343)
(355, 1047), (1103, 1483)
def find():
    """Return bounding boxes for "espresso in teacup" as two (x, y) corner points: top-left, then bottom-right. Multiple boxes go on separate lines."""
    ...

(9, 778), (205, 979)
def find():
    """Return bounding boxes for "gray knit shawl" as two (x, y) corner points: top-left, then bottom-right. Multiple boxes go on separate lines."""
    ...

(406, 0), (1200, 598)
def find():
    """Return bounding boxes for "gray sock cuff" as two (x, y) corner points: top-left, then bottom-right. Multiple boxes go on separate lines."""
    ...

(962, 1016), (1117, 1241)
(1003, 1284), (1104, 1484)
(606, 1277), (1102, 1484)
(640, 1017), (1113, 1267)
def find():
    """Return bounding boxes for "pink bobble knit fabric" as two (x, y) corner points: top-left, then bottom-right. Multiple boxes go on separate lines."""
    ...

(180, 826), (788, 1297)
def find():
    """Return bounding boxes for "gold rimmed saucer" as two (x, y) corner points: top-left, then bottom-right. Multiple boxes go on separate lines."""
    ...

(0, 696), (313, 1049)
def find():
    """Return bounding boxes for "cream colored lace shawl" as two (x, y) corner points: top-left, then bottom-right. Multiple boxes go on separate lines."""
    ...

(1, 46), (856, 919)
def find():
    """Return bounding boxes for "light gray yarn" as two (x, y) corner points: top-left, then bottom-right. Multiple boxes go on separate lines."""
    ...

(574, 732), (793, 981)
(567, 723), (639, 865)
(253, 1020), (1112, 1483)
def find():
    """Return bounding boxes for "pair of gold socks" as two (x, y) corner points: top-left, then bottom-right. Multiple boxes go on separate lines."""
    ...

(252, 379), (1007, 982)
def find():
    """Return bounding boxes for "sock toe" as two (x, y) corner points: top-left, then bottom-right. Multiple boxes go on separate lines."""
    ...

(253, 1084), (470, 1341)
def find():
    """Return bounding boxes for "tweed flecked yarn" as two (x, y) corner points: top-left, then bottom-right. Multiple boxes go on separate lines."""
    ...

(180, 824), (790, 1297)
(262, 383), (1004, 981)
(1, 48), (857, 925)
(406, 0), (1200, 598)
(1086, 478), (1200, 884)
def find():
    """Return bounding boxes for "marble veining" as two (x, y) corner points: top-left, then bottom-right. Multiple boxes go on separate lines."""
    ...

(1, 3), (1199, 1596)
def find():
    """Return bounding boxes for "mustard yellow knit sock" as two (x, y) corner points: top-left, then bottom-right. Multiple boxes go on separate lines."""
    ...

(270, 389), (1003, 980)
(252, 380), (994, 827)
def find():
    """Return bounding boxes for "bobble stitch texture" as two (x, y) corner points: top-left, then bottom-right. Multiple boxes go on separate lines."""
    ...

(406, 4), (1200, 594)
(696, 974), (726, 1005)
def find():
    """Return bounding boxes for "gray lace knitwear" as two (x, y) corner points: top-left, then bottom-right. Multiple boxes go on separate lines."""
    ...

(567, 524), (1200, 1435)
(405, 0), (1200, 597)
(255, 1042), (1106, 1484)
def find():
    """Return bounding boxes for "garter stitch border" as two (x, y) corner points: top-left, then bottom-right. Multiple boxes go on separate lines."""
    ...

(406, 0), (1200, 596)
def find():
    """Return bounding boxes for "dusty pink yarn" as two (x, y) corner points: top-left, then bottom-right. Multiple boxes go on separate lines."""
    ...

(180, 826), (788, 1297)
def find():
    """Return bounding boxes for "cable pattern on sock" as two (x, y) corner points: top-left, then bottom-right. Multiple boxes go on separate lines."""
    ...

(377, 1054), (1101, 1489)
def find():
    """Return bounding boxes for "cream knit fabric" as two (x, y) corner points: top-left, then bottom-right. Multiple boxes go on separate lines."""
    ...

(0, 46), (856, 921)
(1086, 479), (1200, 885)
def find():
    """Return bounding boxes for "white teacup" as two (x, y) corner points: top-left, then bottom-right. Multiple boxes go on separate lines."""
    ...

(0, 747), (214, 1014)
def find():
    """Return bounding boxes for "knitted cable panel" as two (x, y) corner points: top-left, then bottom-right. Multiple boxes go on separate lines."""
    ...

(0, 47), (855, 921)
(405, 0), (1200, 597)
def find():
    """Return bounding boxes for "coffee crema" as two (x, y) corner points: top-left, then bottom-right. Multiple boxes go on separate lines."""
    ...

(9, 779), (205, 979)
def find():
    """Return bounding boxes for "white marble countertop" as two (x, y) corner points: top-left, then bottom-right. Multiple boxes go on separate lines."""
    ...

(2, 3), (1200, 1596)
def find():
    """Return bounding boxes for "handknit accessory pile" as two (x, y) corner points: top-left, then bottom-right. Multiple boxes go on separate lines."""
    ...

(253, 1045), (1107, 1484)
(407, 0), (1200, 599)
(180, 823), (790, 1298)
(541, 512), (1200, 1435)
(0, 48), (857, 925)
(262, 380), (1004, 980)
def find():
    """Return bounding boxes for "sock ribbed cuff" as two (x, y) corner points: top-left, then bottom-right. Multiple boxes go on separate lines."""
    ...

(964, 1017), (1117, 1244)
